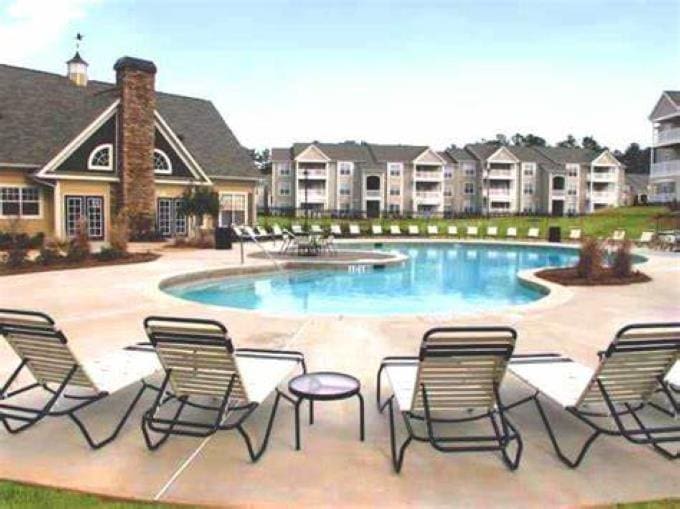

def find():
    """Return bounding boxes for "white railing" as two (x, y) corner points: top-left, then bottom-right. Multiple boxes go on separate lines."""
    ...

(485, 168), (513, 178)
(298, 168), (327, 178)
(651, 160), (680, 178)
(588, 172), (616, 182)
(415, 170), (443, 180)
(415, 191), (442, 203)
(650, 192), (677, 203)
(654, 127), (680, 146)
(589, 191), (615, 201)
(551, 189), (565, 198)
(365, 189), (381, 198)
(299, 189), (326, 202)
(488, 188), (511, 196)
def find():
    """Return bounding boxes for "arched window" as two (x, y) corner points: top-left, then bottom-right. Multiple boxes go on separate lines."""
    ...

(87, 144), (113, 171)
(153, 149), (172, 174)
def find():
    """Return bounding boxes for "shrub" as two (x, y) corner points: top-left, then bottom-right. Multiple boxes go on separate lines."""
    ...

(95, 246), (127, 261)
(612, 240), (633, 278)
(576, 237), (604, 280)
(36, 238), (64, 266)
(3, 218), (29, 268)
(109, 210), (129, 254)
(66, 218), (91, 262)
(5, 246), (28, 268)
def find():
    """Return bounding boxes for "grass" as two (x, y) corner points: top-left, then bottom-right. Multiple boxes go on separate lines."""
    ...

(0, 481), (676, 508)
(258, 206), (673, 241)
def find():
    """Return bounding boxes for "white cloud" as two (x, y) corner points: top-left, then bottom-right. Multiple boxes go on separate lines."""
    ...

(0, 0), (99, 62)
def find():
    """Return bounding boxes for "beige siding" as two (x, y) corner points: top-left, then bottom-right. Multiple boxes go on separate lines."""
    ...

(0, 169), (54, 236)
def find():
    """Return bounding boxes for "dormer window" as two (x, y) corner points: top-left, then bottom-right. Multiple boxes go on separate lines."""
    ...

(88, 144), (113, 171)
(153, 149), (172, 174)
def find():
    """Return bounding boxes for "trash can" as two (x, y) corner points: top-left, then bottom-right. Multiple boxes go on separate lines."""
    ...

(548, 226), (561, 243)
(214, 227), (232, 250)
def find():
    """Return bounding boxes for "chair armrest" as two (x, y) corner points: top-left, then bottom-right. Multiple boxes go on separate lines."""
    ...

(236, 348), (305, 362)
(380, 356), (418, 367)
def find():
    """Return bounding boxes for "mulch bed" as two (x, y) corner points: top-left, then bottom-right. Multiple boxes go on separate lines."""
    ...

(536, 267), (651, 286)
(0, 252), (160, 276)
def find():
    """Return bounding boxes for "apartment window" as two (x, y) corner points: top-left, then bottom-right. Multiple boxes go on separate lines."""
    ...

(388, 163), (402, 177)
(464, 182), (474, 195)
(444, 167), (453, 179)
(338, 161), (353, 176)
(444, 188), (453, 197)
(568, 185), (578, 196)
(0, 186), (41, 217)
(276, 162), (291, 176)
(279, 182), (291, 196)
(389, 187), (400, 196)
(339, 183), (351, 196)
(522, 163), (535, 177)
(491, 201), (510, 210)
(388, 203), (400, 213)
(567, 205), (577, 215)
(219, 193), (247, 226)
(64, 195), (104, 239)
(88, 144), (113, 171)
(339, 202), (351, 212)
(522, 206), (534, 213)
(462, 163), (476, 176)
(523, 184), (534, 195)
(463, 201), (474, 213)
(567, 164), (579, 178)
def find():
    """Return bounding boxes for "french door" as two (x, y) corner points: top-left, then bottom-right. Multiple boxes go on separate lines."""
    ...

(157, 198), (187, 237)
(64, 195), (105, 240)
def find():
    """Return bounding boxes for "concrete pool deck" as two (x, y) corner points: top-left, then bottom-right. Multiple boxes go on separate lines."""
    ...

(0, 239), (678, 507)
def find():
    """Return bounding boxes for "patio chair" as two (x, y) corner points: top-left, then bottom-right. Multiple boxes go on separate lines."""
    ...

(376, 327), (523, 473)
(291, 224), (305, 235)
(141, 317), (305, 460)
(349, 224), (361, 236)
(427, 225), (439, 236)
(310, 224), (324, 235)
(242, 225), (261, 241)
(506, 227), (517, 238)
(649, 362), (680, 418)
(486, 226), (498, 238)
(408, 225), (420, 236)
(0, 309), (160, 449)
(254, 226), (271, 240)
(466, 226), (479, 237)
(637, 231), (655, 246)
(280, 233), (297, 254)
(507, 322), (680, 467)
(569, 228), (582, 241)
(372, 224), (383, 236)
(271, 224), (284, 238)
(232, 225), (245, 239)
(447, 225), (459, 236)
(390, 224), (402, 235)
(330, 224), (343, 237)
(610, 229), (626, 242)
(527, 227), (540, 240)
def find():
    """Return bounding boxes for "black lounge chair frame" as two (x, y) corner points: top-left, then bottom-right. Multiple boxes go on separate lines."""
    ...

(376, 327), (523, 473)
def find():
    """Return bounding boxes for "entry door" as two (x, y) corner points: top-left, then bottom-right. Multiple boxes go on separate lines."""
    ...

(366, 201), (381, 218)
(552, 200), (564, 217)
(64, 195), (104, 240)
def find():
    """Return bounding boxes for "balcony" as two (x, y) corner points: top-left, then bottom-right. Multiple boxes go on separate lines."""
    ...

(588, 171), (616, 183)
(588, 190), (615, 202)
(365, 189), (382, 199)
(415, 191), (442, 204)
(298, 189), (326, 203)
(551, 189), (565, 199)
(651, 160), (680, 178)
(488, 187), (511, 197)
(297, 168), (327, 179)
(654, 127), (680, 147)
(484, 168), (514, 179)
(414, 170), (443, 181)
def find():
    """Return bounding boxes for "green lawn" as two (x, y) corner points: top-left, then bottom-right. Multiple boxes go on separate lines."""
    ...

(258, 206), (673, 241)
(0, 481), (677, 508)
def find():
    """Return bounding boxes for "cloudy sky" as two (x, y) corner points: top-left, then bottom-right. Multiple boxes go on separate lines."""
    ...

(1, 0), (678, 151)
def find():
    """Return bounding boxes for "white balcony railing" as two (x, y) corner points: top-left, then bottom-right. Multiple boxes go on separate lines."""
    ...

(365, 189), (381, 198)
(654, 127), (680, 146)
(488, 188), (511, 196)
(551, 189), (565, 198)
(297, 168), (327, 179)
(589, 191), (615, 201)
(415, 170), (443, 181)
(299, 189), (326, 203)
(415, 191), (442, 204)
(651, 160), (680, 178)
(484, 168), (514, 179)
(588, 171), (616, 183)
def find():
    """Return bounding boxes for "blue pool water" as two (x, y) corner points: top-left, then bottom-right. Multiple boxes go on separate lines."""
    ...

(165, 243), (580, 316)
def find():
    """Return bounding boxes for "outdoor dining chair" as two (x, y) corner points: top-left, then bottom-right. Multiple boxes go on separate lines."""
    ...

(0, 309), (160, 449)
(507, 322), (680, 467)
(141, 317), (305, 461)
(376, 327), (523, 473)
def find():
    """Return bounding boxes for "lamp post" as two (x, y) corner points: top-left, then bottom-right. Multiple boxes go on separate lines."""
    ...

(303, 168), (309, 231)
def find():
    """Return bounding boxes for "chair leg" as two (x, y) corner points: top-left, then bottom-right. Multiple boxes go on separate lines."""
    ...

(68, 382), (149, 449)
(236, 391), (282, 463)
(387, 396), (412, 473)
(533, 396), (600, 468)
(490, 411), (523, 471)
(142, 397), (188, 451)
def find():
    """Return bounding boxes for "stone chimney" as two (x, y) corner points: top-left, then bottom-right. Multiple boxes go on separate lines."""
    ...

(66, 52), (88, 86)
(114, 56), (157, 237)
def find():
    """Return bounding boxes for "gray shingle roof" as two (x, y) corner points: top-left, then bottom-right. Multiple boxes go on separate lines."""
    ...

(536, 146), (601, 164)
(445, 147), (476, 162)
(665, 91), (680, 106)
(625, 174), (649, 193)
(271, 147), (292, 161)
(368, 144), (428, 162)
(464, 143), (505, 161)
(0, 63), (257, 178)
(292, 141), (373, 162)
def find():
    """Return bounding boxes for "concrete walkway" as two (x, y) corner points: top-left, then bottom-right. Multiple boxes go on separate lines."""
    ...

(0, 240), (678, 507)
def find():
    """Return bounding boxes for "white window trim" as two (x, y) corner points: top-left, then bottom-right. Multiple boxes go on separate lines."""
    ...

(387, 162), (403, 176)
(337, 161), (354, 176)
(278, 182), (291, 196)
(464, 182), (475, 195)
(0, 185), (43, 219)
(153, 149), (173, 175)
(276, 162), (291, 176)
(87, 143), (113, 172)
(218, 191), (249, 227)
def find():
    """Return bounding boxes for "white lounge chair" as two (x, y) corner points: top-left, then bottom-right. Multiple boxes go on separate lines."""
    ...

(638, 231), (654, 245)
(377, 327), (522, 473)
(486, 226), (498, 237)
(349, 224), (361, 236)
(372, 224), (383, 235)
(310, 224), (324, 235)
(426, 225), (439, 236)
(141, 316), (305, 460)
(527, 227), (540, 240)
(271, 224), (284, 238)
(0, 309), (160, 449)
(568, 228), (582, 241)
(466, 226), (479, 237)
(390, 224), (402, 235)
(408, 225), (420, 236)
(610, 229), (626, 242)
(291, 224), (304, 235)
(242, 225), (260, 240)
(447, 225), (459, 236)
(506, 227), (517, 238)
(508, 322), (680, 467)
(330, 224), (343, 237)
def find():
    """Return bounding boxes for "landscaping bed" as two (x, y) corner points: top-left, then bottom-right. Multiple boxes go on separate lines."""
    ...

(0, 252), (159, 276)
(536, 267), (651, 286)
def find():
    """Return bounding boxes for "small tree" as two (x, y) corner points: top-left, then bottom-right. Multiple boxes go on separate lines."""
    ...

(576, 237), (604, 280)
(612, 240), (633, 278)
(178, 187), (219, 232)
(66, 217), (91, 262)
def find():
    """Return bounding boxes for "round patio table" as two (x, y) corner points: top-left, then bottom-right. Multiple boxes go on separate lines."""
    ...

(288, 371), (364, 450)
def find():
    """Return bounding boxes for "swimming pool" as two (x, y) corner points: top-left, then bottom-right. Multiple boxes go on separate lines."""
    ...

(165, 242), (580, 316)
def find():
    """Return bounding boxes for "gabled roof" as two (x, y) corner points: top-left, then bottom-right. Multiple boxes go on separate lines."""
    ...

(507, 146), (560, 171)
(368, 143), (429, 162)
(536, 146), (602, 164)
(649, 91), (680, 121)
(0, 63), (257, 178)
(464, 143), (503, 161)
(665, 91), (680, 106)
(292, 141), (372, 162)
(271, 147), (292, 161)
(445, 147), (476, 162)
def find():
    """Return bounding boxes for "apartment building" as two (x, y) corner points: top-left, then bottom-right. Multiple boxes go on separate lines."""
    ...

(270, 141), (623, 216)
(649, 91), (680, 202)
